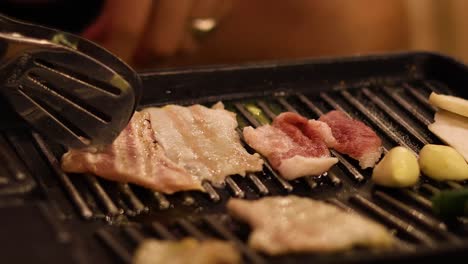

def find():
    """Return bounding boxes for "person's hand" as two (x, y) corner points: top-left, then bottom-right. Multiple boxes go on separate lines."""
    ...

(82, 0), (232, 66)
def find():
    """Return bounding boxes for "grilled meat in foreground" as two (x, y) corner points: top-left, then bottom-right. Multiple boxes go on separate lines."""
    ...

(227, 196), (395, 255)
(61, 111), (201, 194)
(142, 102), (263, 186)
(243, 112), (338, 180)
(319, 110), (383, 169)
(133, 238), (241, 264)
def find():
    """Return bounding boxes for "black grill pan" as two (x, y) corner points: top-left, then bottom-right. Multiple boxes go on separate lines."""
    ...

(1, 51), (468, 264)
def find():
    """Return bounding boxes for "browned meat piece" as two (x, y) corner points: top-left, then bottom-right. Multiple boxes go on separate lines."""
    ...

(61, 111), (202, 194)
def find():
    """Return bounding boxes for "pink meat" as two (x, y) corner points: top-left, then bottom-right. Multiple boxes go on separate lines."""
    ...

(272, 112), (336, 162)
(243, 112), (338, 180)
(61, 111), (202, 194)
(319, 110), (383, 169)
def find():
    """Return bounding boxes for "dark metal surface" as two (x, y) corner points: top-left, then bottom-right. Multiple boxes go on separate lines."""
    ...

(0, 52), (467, 264)
(0, 14), (141, 149)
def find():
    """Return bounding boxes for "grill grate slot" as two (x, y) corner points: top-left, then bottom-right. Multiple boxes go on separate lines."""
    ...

(150, 222), (177, 240)
(84, 174), (121, 216)
(373, 191), (459, 242)
(234, 103), (262, 128)
(398, 189), (433, 211)
(175, 219), (207, 240)
(32, 132), (93, 220)
(95, 229), (133, 264)
(253, 152), (292, 191)
(123, 226), (146, 244)
(350, 194), (436, 246)
(152, 192), (171, 210)
(202, 181), (221, 201)
(37, 202), (72, 243)
(361, 88), (431, 145)
(247, 173), (269, 195)
(0, 135), (28, 181)
(422, 80), (455, 96)
(382, 87), (433, 126)
(420, 184), (441, 196)
(325, 198), (355, 212)
(276, 97), (298, 113)
(327, 171), (343, 186)
(257, 101), (277, 119)
(304, 177), (318, 189)
(0, 133), (36, 195)
(226, 176), (245, 198)
(331, 150), (365, 182)
(203, 216), (266, 264)
(117, 184), (147, 215)
(446, 181), (464, 190)
(319, 92), (349, 114)
(403, 83), (438, 112)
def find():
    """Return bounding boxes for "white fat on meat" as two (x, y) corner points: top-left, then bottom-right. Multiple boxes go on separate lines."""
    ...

(61, 111), (202, 194)
(308, 119), (337, 148)
(242, 112), (338, 180)
(278, 155), (340, 180)
(227, 196), (395, 255)
(142, 103), (263, 186)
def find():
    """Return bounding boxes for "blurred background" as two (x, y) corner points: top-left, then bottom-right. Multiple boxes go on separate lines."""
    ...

(2, 0), (468, 70)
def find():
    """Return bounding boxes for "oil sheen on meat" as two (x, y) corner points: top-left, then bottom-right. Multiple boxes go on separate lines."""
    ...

(319, 110), (383, 169)
(133, 238), (241, 264)
(227, 196), (395, 255)
(243, 112), (338, 180)
(61, 111), (202, 194)
(142, 102), (263, 186)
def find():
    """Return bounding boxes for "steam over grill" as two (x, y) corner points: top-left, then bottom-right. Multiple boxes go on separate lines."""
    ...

(1, 52), (467, 264)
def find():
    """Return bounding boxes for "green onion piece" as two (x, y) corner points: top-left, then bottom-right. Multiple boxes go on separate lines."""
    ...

(245, 104), (270, 125)
(431, 188), (468, 218)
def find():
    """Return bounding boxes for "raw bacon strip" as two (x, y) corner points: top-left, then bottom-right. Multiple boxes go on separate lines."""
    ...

(61, 111), (202, 194)
(319, 110), (383, 169)
(243, 112), (338, 180)
(142, 102), (263, 186)
(227, 196), (395, 255)
(273, 112), (337, 149)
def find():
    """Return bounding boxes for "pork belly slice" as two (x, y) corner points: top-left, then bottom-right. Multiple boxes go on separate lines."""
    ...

(61, 111), (202, 194)
(133, 238), (241, 264)
(319, 110), (383, 169)
(243, 112), (338, 180)
(227, 196), (395, 255)
(142, 102), (263, 186)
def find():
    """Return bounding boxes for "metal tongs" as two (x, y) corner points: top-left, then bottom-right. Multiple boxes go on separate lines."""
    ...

(0, 14), (141, 149)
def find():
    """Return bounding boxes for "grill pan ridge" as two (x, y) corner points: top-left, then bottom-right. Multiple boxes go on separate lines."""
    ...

(1, 51), (468, 264)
